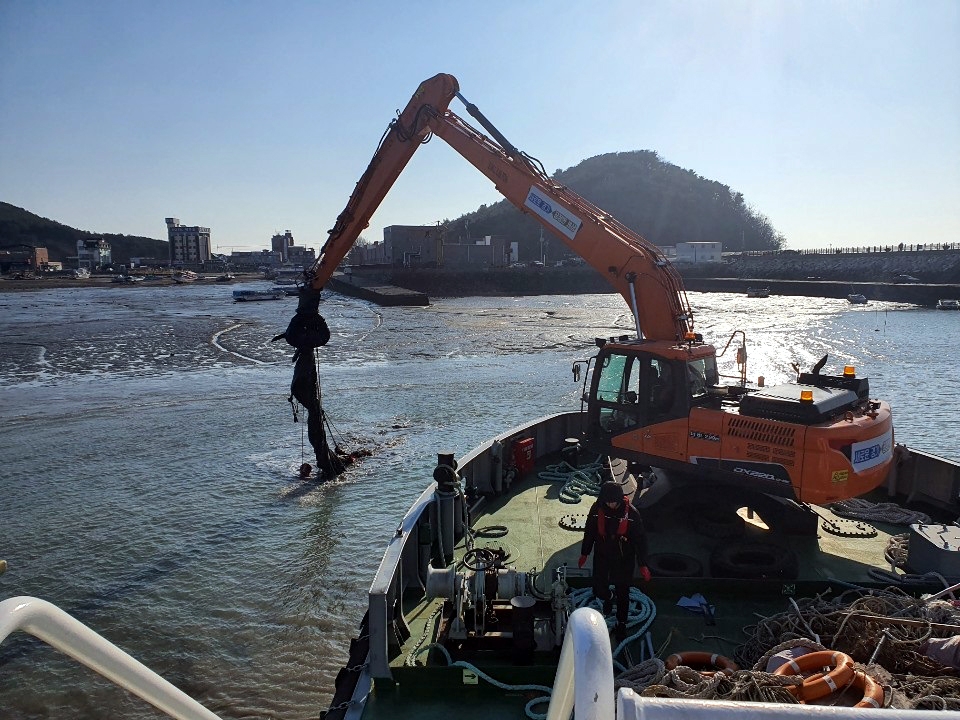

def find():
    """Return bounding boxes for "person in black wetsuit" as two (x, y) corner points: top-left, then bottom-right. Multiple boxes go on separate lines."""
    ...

(578, 481), (650, 640)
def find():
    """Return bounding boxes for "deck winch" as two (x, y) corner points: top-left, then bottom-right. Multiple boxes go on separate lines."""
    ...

(425, 561), (570, 649)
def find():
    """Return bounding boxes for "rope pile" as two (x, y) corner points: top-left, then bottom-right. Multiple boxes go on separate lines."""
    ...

(737, 587), (952, 671)
(537, 457), (605, 504)
(638, 667), (801, 704)
(892, 674), (960, 710)
(568, 586), (658, 667)
(828, 498), (931, 525)
(731, 585), (960, 708)
(617, 584), (960, 707)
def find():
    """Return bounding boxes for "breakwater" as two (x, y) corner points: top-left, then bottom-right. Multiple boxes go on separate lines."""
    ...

(349, 252), (960, 307)
(714, 247), (960, 284)
(681, 277), (960, 306)
(327, 270), (428, 305)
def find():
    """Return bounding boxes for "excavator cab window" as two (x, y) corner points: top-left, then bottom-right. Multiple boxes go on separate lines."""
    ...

(594, 352), (641, 432)
(590, 351), (686, 434)
(686, 356), (719, 402)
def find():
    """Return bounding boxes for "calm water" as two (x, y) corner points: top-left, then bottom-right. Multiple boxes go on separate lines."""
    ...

(1, 283), (958, 719)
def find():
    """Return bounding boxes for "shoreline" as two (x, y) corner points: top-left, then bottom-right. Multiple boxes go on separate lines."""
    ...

(4, 269), (959, 309)
(0, 273), (264, 292)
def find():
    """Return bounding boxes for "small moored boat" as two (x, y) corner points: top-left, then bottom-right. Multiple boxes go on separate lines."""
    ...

(745, 287), (770, 298)
(173, 270), (199, 284)
(232, 289), (284, 302)
(847, 293), (868, 304)
(936, 299), (960, 310)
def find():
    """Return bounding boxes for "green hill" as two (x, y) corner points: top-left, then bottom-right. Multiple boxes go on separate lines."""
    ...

(0, 202), (168, 264)
(444, 150), (783, 256)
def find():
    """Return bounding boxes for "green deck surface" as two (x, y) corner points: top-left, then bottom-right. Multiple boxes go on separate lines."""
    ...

(361, 455), (915, 719)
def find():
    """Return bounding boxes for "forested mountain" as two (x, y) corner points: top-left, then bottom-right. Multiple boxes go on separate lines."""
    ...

(0, 202), (167, 263)
(444, 151), (784, 255)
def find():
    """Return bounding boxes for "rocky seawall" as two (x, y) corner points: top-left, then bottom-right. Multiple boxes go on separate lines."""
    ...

(699, 247), (960, 284)
(352, 249), (960, 307)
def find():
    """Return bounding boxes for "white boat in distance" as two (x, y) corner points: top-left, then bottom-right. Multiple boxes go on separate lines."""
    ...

(173, 270), (199, 284)
(848, 293), (868, 304)
(232, 289), (284, 302)
(936, 298), (960, 310)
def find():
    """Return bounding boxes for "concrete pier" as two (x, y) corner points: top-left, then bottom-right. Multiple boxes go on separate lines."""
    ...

(326, 271), (429, 306)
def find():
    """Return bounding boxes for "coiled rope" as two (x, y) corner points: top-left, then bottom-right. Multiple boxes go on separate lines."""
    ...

(829, 498), (931, 525)
(537, 457), (605, 504)
(568, 586), (658, 670)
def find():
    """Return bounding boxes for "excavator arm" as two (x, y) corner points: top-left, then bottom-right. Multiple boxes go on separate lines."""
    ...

(291, 73), (893, 505)
(306, 73), (693, 342)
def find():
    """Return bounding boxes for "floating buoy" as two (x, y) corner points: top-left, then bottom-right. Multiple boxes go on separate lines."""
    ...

(774, 650), (855, 701)
(298, 463), (312, 479)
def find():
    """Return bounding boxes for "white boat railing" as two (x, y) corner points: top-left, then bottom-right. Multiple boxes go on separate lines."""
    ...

(0, 596), (222, 720)
(617, 693), (960, 719)
(545, 607), (615, 720)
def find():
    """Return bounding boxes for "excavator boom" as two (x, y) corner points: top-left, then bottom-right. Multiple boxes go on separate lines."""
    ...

(292, 73), (893, 506)
(307, 73), (693, 342)
(307, 74), (460, 287)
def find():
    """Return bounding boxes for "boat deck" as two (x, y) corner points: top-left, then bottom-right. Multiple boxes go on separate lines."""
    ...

(369, 451), (921, 719)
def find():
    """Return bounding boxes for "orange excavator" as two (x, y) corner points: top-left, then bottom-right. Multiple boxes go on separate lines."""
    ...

(286, 73), (893, 508)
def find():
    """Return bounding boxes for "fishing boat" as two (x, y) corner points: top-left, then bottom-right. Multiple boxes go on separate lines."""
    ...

(936, 299), (960, 310)
(308, 415), (960, 720)
(173, 270), (199, 284)
(232, 289), (284, 302)
(4, 422), (960, 719)
(746, 287), (770, 298)
(848, 293), (868, 304)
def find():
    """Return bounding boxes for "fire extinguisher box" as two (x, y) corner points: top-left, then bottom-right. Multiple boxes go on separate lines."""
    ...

(512, 437), (535, 476)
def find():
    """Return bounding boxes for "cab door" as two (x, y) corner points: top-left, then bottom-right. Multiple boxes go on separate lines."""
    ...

(587, 349), (688, 462)
(638, 356), (688, 462)
(589, 351), (642, 436)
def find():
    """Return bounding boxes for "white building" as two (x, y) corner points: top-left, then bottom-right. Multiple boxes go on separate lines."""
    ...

(76, 237), (112, 269)
(166, 217), (211, 267)
(674, 242), (723, 263)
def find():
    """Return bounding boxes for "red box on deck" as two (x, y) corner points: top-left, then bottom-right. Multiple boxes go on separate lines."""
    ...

(512, 437), (535, 475)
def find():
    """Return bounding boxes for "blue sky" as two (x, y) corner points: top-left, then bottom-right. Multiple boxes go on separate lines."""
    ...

(1, 1), (957, 252)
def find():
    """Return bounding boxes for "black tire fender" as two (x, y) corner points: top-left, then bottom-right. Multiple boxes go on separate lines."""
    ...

(709, 540), (799, 580)
(645, 552), (704, 578)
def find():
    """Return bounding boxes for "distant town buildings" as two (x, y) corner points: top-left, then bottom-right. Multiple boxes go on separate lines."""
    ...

(345, 224), (525, 269)
(0, 246), (52, 273)
(166, 218), (212, 266)
(271, 230), (295, 262)
(674, 242), (723, 263)
(384, 225), (442, 266)
(77, 237), (111, 269)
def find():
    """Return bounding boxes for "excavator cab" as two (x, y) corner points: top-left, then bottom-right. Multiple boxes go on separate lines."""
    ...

(585, 340), (718, 456)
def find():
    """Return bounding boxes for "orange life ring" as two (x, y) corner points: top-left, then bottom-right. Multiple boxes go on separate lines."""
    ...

(851, 670), (885, 708)
(774, 650), (855, 701)
(665, 651), (739, 675)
